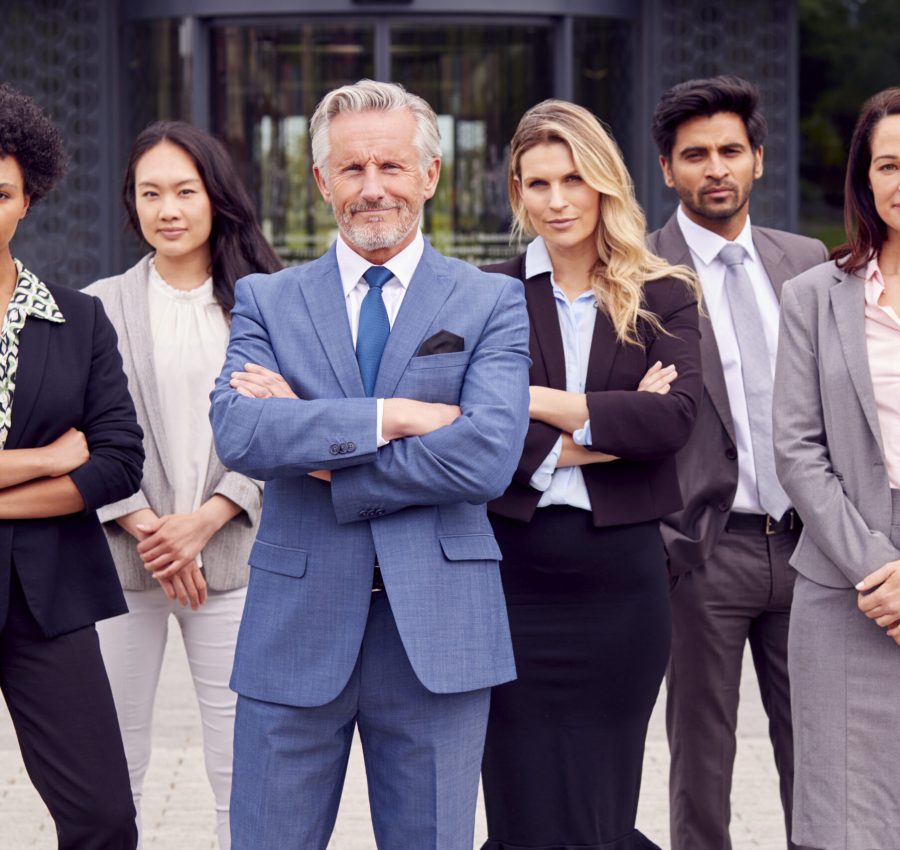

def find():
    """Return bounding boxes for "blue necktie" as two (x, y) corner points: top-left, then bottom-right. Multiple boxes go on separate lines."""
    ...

(356, 266), (393, 396)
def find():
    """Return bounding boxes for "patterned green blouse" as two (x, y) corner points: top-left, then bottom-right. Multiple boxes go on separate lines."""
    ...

(0, 259), (65, 449)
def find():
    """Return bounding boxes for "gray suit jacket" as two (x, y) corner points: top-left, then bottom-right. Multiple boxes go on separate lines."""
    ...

(773, 261), (900, 588)
(647, 211), (828, 574)
(84, 255), (261, 591)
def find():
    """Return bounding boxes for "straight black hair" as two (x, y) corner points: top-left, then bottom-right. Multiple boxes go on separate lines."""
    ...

(651, 75), (768, 160)
(123, 121), (281, 313)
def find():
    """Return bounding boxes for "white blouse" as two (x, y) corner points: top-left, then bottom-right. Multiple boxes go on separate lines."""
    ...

(147, 261), (229, 528)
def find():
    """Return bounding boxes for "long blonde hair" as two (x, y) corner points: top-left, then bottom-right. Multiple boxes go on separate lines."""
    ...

(509, 99), (699, 346)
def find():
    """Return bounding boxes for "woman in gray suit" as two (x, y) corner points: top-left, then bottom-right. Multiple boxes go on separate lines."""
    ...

(85, 122), (281, 848)
(773, 87), (900, 850)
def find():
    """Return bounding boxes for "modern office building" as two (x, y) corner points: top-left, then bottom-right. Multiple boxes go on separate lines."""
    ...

(4, 0), (798, 286)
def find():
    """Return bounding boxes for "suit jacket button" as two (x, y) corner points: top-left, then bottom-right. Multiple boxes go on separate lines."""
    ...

(359, 509), (368, 518)
(718, 501), (730, 512)
(346, 441), (356, 452)
(330, 443), (341, 455)
(725, 447), (737, 460)
(374, 508), (385, 517)
(339, 442), (348, 453)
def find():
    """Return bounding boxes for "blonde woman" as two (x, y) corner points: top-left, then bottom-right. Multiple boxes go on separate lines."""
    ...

(481, 100), (702, 850)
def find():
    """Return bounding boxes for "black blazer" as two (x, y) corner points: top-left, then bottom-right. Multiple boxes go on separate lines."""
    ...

(0, 283), (144, 637)
(484, 254), (702, 527)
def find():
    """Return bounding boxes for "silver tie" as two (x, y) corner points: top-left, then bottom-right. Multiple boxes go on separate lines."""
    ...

(719, 242), (791, 520)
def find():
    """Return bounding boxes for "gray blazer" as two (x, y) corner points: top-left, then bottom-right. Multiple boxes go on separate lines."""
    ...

(773, 260), (900, 588)
(648, 212), (828, 574)
(84, 255), (261, 591)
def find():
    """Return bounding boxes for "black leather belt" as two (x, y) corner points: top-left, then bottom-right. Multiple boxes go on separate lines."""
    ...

(726, 509), (801, 535)
(372, 565), (385, 592)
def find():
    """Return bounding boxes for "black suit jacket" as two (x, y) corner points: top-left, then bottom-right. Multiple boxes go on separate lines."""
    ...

(484, 253), (702, 527)
(647, 212), (829, 574)
(0, 283), (144, 636)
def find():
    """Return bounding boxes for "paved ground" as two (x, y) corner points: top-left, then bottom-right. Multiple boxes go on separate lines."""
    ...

(1, 622), (788, 849)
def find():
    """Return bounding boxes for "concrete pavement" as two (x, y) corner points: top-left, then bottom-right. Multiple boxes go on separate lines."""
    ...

(1, 622), (789, 849)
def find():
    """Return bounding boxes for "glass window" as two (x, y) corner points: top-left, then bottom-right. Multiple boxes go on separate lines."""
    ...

(211, 24), (375, 262)
(390, 23), (555, 264)
(125, 19), (191, 142)
(572, 17), (636, 168)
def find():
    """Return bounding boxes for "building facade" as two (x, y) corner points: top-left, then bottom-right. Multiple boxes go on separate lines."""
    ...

(4, 0), (798, 286)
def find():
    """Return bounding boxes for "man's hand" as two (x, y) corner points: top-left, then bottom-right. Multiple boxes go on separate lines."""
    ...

(136, 512), (219, 577)
(230, 363), (299, 399)
(856, 559), (900, 627)
(381, 398), (462, 441)
(42, 427), (90, 477)
(638, 361), (678, 394)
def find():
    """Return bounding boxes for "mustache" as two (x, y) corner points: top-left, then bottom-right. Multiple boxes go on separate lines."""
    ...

(701, 181), (738, 194)
(348, 202), (404, 214)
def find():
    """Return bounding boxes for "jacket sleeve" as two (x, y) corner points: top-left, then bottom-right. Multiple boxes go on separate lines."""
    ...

(213, 470), (263, 527)
(773, 281), (900, 584)
(328, 277), (531, 523)
(586, 278), (702, 460)
(68, 297), (145, 513)
(210, 276), (380, 479)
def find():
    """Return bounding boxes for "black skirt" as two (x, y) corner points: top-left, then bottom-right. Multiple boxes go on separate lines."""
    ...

(481, 506), (670, 850)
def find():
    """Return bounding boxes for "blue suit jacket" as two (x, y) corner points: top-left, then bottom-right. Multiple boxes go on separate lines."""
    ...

(210, 241), (530, 706)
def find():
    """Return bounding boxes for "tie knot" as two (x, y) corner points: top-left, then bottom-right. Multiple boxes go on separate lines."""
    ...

(363, 266), (393, 290)
(718, 243), (746, 267)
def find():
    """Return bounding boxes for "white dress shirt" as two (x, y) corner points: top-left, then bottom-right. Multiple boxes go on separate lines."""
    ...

(335, 230), (425, 443)
(676, 205), (785, 514)
(525, 237), (595, 511)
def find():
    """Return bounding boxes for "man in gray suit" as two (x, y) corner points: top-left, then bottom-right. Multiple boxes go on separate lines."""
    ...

(647, 76), (827, 850)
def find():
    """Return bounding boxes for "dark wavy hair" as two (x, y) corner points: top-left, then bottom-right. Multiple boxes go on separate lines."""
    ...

(0, 83), (67, 204)
(831, 88), (900, 274)
(123, 121), (281, 313)
(651, 75), (768, 160)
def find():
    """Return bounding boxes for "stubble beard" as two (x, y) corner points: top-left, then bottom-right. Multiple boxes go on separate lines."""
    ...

(337, 200), (421, 252)
(678, 181), (753, 223)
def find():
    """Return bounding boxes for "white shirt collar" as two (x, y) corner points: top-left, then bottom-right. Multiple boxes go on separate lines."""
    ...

(524, 235), (553, 279)
(676, 204), (758, 267)
(335, 230), (425, 297)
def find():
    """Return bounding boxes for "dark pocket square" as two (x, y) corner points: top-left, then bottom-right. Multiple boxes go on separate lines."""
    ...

(417, 330), (465, 356)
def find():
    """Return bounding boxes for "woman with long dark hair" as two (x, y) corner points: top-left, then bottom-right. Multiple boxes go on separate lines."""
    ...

(480, 100), (702, 850)
(85, 121), (281, 848)
(773, 88), (900, 849)
(0, 83), (143, 849)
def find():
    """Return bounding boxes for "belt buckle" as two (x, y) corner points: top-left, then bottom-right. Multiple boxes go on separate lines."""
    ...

(765, 514), (777, 535)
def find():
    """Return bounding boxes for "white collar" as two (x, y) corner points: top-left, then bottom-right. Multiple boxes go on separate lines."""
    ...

(524, 235), (554, 279)
(336, 230), (425, 297)
(676, 205), (758, 267)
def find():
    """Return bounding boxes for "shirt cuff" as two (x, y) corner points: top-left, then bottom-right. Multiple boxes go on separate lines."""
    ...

(376, 398), (389, 447)
(528, 436), (563, 491)
(572, 419), (592, 447)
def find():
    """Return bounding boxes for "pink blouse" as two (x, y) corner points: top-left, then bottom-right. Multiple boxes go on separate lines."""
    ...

(864, 259), (900, 488)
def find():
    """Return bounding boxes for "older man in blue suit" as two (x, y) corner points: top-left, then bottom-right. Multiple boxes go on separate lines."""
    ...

(210, 79), (530, 850)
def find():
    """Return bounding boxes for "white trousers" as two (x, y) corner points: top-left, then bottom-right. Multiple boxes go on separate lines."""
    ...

(97, 586), (246, 850)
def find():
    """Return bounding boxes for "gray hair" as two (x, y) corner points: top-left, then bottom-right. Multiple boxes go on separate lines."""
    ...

(310, 79), (441, 179)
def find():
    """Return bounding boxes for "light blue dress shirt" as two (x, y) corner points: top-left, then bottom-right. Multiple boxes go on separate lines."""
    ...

(525, 237), (596, 512)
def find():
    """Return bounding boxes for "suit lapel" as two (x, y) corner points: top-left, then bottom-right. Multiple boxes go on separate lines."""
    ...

(657, 213), (736, 442)
(5, 318), (50, 449)
(830, 271), (884, 453)
(524, 271), (567, 390)
(119, 256), (174, 480)
(374, 243), (455, 399)
(752, 227), (790, 298)
(300, 248), (365, 398)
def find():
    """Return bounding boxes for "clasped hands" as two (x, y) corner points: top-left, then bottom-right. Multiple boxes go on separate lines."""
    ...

(229, 363), (463, 483)
(856, 559), (900, 645)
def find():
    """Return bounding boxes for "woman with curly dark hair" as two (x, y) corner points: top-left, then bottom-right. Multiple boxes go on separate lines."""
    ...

(0, 84), (143, 848)
(84, 122), (280, 849)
